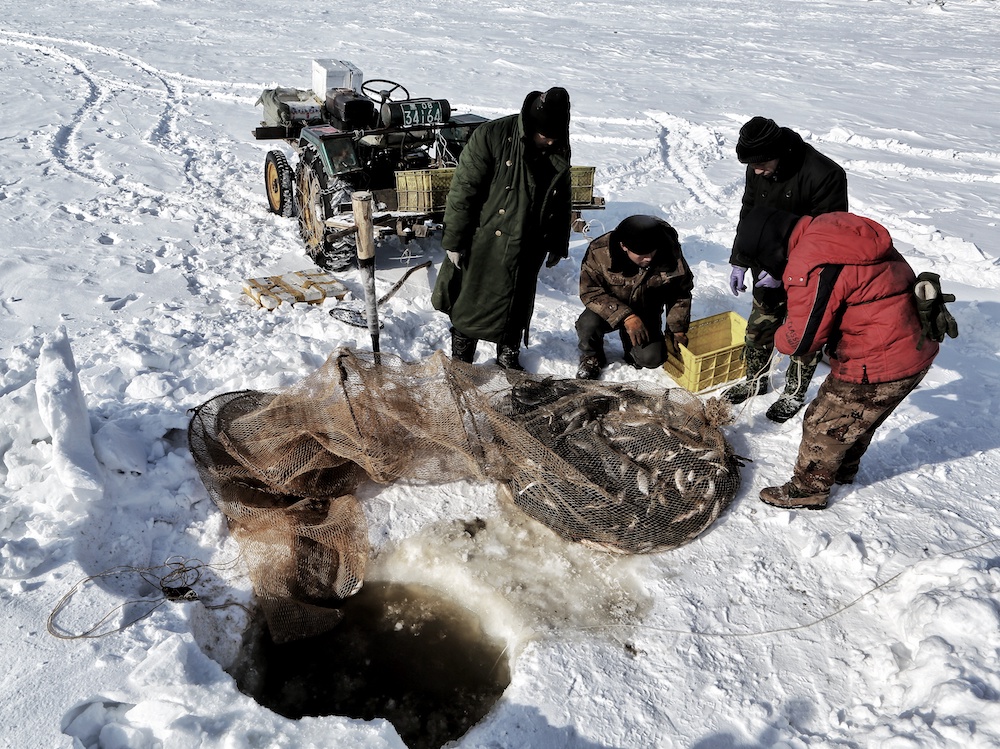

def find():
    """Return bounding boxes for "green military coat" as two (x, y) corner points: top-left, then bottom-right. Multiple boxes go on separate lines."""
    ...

(432, 93), (572, 344)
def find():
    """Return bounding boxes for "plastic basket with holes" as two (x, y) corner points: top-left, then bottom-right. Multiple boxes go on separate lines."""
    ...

(664, 311), (747, 392)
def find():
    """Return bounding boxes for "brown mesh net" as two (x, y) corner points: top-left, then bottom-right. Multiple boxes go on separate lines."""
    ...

(189, 349), (744, 642)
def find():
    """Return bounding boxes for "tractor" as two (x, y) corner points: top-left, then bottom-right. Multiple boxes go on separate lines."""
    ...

(254, 60), (602, 271)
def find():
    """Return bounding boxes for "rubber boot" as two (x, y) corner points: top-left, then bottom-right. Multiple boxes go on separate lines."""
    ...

(766, 353), (820, 423)
(450, 327), (478, 363)
(496, 344), (524, 371)
(576, 355), (602, 380)
(723, 345), (771, 405)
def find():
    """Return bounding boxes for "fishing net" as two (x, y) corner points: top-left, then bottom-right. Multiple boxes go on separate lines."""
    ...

(189, 348), (743, 642)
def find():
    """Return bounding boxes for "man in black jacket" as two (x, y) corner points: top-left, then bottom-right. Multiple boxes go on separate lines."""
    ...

(724, 116), (848, 422)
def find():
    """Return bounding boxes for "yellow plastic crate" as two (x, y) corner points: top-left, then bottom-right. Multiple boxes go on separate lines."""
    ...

(395, 165), (596, 212)
(663, 311), (747, 393)
(571, 165), (596, 205)
(394, 167), (456, 212)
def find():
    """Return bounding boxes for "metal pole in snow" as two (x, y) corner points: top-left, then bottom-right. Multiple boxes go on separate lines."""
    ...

(351, 191), (380, 357)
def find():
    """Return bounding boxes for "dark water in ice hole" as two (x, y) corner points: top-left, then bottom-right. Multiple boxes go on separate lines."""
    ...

(244, 581), (511, 749)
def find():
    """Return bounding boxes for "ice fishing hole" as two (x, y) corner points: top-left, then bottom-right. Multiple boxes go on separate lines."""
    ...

(240, 580), (511, 749)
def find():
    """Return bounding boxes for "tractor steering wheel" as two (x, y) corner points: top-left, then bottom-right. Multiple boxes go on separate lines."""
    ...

(361, 79), (411, 103)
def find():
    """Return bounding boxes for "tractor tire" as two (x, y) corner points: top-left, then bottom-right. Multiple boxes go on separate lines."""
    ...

(264, 150), (296, 217)
(295, 150), (357, 272)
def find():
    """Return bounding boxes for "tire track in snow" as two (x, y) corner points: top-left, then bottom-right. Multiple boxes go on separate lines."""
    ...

(652, 111), (731, 214)
(844, 158), (1000, 187)
(0, 31), (257, 204)
(805, 127), (1000, 287)
(1, 34), (127, 192)
(0, 31), (202, 190)
(0, 30), (283, 279)
(579, 112), (733, 217)
(820, 127), (1000, 174)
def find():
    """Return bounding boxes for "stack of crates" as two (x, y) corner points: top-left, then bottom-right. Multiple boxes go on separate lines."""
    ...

(570, 165), (596, 206)
(395, 165), (598, 213)
(663, 311), (747, 393)
(394, 168), (456, 213)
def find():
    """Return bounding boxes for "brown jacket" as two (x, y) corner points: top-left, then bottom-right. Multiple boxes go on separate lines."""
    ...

(579, 224), (693, 334)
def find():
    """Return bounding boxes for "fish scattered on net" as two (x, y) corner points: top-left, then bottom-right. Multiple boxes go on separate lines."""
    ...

(188, 349), (745, 641)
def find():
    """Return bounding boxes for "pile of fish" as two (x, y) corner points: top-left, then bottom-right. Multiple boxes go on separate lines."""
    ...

(492, 376), (744, 553)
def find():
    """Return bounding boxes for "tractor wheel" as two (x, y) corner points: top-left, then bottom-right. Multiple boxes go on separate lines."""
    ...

(264, 150), (296, 217)
(295, 150), (356, 271)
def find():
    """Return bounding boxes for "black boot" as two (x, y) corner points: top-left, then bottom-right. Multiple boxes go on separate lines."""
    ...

(450, 327), (478, 363)
(766, 353), (820, 423)
(723, 345), (771, 405)
(576, 355), (602, 380)
(496, 344), (523, 371)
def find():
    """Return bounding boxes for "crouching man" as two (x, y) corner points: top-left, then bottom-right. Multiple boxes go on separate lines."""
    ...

(732, 207), (941, 510)
(575, 215), (693, 379)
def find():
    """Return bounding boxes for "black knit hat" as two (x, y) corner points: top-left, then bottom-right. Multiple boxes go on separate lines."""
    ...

(611, 215), (680, 261)
(526, 87), (570, 138)
(736, 116), (786, 164)
(732, 207), (801, 276)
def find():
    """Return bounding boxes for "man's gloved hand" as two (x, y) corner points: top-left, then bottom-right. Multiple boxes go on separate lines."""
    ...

(545, 250), (563, 268)
(665, 331), (688, 357)
(755, 270), (782, 289)
(446, 250), (463, 268)
(729, 266), (748, 296)
(623, 314), (649, 347)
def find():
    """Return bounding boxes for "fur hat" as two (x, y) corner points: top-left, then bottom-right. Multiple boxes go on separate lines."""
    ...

(526, 87), (571, 138)
(736, 116), (786, 164)
(732, 207), (801, 276)
(610, 215), (680, 268)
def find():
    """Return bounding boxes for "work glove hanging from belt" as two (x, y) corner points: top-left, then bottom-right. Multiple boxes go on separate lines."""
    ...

(914, 272), (959, 349)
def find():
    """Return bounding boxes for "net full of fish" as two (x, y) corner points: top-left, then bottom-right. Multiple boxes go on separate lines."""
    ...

(188, 349), (745, 639)
(492, 375), (744, 554)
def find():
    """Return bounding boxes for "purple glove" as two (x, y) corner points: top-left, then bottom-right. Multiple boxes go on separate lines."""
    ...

(755, 270), (782, 289)
(728, 266), (747, 296)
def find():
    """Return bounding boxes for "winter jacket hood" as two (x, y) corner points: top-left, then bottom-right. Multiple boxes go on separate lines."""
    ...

(732, 206), (802, 278)
(775, 212), (938, 383)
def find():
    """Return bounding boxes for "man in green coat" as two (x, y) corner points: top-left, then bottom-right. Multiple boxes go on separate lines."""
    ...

(432, 87), (573, 370)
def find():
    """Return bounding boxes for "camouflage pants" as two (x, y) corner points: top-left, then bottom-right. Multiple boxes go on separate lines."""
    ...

(744, 285), (787, 351)
(791, 368), (930, 493)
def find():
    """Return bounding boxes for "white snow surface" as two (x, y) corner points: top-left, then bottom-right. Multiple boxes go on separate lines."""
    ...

(3, 1), (1000, 747)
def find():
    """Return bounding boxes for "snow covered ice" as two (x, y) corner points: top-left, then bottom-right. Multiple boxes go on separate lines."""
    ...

(3, 0), (1000, 747)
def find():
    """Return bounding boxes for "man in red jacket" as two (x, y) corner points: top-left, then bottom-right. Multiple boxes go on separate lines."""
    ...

(731, 207), (940, 509)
